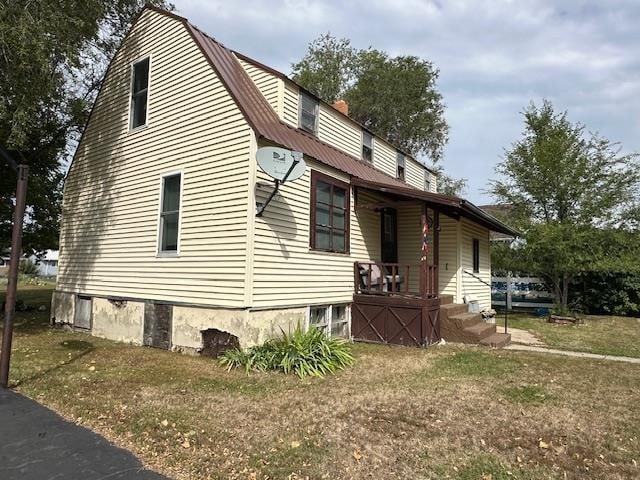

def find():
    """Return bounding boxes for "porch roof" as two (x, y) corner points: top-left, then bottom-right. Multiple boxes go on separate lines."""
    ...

(352, 178), (519, 236)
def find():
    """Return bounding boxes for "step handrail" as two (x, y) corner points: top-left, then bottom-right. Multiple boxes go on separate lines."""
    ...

(463, 269), (492, 288)
(463, 270), (507, 334)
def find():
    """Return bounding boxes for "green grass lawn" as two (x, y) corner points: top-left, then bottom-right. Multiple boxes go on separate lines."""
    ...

(2, 284), (640, 479)
(498, 312), (640, 358)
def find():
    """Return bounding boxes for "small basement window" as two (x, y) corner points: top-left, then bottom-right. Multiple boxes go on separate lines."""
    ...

(74, 295), (92, 330)
(309, 304), (350, 338)
(362, 131), (373, 162)
(159, 173), (182, 254)
(472, 238), (480, 273)
(396, 152), (405, 181)
(299, 92), (319, 134)
(130, 57), (150, 129)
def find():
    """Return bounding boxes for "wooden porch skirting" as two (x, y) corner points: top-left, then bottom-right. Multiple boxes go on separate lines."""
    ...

(351, 294), (441, 347)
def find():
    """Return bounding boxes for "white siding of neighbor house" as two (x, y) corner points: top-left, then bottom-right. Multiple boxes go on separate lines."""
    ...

(57, 9), (252, 307)
(460, 219), (491, 309)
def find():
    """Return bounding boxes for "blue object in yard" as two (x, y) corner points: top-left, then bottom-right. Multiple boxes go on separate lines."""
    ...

(535, 307), (550, 316)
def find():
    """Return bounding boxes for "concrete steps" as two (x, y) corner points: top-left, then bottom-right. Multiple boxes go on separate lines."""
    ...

(480, 333), (512, 348)
(439, 300), (511, 348)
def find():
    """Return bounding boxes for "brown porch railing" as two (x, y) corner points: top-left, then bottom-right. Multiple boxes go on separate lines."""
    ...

(354, 262), (438, 298)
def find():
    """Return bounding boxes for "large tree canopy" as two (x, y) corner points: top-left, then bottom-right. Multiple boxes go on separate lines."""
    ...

(291, 33), (449, 164)
(0, 0), (171, 254)
(491, 100), (640, 312)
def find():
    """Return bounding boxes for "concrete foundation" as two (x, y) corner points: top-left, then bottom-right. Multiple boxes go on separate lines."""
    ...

(51, 290), (307, 352)
(92, 297), (144, 345)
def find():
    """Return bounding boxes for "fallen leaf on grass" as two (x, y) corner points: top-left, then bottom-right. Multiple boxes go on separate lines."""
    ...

(160, 419), (169, 427)
(539, 440), (549, 449)
(290, 441), (300, 449)
(181, 440), (190, 449)
(353, 450), (363, 461)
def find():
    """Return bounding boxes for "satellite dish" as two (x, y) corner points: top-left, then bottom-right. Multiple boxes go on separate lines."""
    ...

(257, 147), (306, 182)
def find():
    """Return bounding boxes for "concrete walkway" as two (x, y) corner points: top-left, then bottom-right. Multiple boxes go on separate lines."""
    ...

(0, 390), (168, 480)
(505, 344), (640, 364)
(506, 327), (544, 346)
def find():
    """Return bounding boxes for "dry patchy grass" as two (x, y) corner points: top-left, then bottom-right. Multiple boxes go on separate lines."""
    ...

(3, 286), (640, 479)
(498, 313), (640, 358)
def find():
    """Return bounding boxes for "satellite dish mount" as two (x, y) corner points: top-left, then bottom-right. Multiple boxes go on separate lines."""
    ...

(255, 147), (305, 217)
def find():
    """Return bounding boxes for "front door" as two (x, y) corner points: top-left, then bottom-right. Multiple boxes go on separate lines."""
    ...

(380, 208), (398, 264)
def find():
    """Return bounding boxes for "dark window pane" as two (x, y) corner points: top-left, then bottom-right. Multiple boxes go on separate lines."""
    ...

(333, 187), (345, 208)
(332, 208), (345, 229)
(300, 93), (318, 132)
(397, 165), (405, 181)
(133, 58), (149, 93)
(316, 181), (330, 204)
(161, 212), (179, 251)
(132, 91), (147, 128)
(316, 204), (330, 226)
(315, 226), (331, 250)
(362, 144), (372, 162)
(333, 231), (345, 252)
(162, 175), (181, 212)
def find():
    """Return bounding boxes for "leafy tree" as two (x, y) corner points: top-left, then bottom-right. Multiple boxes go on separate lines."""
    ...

(292, 33), (449, 163)
(434, 168), (467, 196)
(491, 100), (640, 312)
(0, 0), (172, 254)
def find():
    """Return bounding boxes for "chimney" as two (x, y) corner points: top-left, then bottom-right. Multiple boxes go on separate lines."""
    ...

(332, 99), (349, 116)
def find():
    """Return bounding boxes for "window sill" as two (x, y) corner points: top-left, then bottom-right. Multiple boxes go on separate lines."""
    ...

(156, 252), (180, 259)
(309, 248), (351, 257)
(128, 123), (149, 134)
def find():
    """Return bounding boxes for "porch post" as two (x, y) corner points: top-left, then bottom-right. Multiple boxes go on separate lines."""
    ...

(420, 202), (428, 298)
(434, 210), (439, 296)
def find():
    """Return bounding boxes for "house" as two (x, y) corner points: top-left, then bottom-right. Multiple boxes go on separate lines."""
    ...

(51, 6), (517, 352)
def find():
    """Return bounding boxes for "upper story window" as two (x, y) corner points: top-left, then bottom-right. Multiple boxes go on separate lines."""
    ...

(362, 131), (373, 162)
(310, 171), (350, 254)
(130, 57), (150, 129)
(299, 92), (319, 134)
(425, 174), (431, 192)
(396, 152), (405, 181)
(472, 238), (480, 273)
(159, 173), (182, 254)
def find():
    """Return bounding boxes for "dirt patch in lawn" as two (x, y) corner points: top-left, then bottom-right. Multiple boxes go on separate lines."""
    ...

(4, 287), (640, 479)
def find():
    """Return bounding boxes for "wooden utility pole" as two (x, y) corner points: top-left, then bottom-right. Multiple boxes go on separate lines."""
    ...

(0, 147), (29, 388)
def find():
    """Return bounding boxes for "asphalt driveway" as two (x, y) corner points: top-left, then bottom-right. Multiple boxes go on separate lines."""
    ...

(0, 389), (168, 480)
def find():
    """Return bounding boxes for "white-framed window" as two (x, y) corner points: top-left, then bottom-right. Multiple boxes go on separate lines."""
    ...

(396, 152), (405, 181)
(158, 172), (182, 254)
(362, 131), (373, 162)
(299, 92), (319, 134)
(130, 56), (150, 129)
(425, 173), (431, 192)
(308, 304), (350, 338)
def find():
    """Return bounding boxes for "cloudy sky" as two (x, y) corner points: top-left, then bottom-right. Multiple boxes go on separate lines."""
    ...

(176, 0), (639, 204)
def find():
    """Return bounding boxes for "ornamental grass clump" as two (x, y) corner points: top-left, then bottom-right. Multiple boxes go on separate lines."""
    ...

(220, 326), (354, 378)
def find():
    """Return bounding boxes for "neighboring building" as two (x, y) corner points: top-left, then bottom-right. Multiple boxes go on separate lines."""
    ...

(29, 250), (59, 277)
(52, 6), (517, 351)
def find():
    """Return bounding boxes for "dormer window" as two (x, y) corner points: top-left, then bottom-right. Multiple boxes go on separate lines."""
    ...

(299, 92), (318, 134)
(425, 174), (431, 192)
(130, 57), (150, 129)
(396, 152), (405, 181)
(362, 131), (373, 162)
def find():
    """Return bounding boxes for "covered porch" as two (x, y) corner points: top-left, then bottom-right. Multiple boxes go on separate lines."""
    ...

(349, 179), (517, 348)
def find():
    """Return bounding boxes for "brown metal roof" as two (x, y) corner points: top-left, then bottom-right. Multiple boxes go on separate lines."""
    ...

(146, 6), (517, 236)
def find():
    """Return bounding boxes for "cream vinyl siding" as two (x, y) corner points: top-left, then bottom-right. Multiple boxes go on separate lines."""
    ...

(397, 206), (423, 292)
(238, 58), (280, 113)
(426, 171), (438, 193)
(460, 219), (491, 309)
(58, 9), (252, 307)
(438, 215), (460, 300)
(317, 104), (362, 158)
(405, 157), (425, 190)
(282, 82), (299, 127)
(372, 139), (397, 178)
(251, 150), (379, 308)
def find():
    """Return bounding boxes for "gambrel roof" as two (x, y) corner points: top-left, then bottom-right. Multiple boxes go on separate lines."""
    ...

(137, 6), (518, 236)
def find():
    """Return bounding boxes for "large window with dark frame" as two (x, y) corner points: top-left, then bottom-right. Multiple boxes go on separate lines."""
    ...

(130, 57), (150, 129)
(299, 92), (319, 134)
(472, 238), (480, 273)
(159, 173), (181, 254)
(396, 151), (405, 181)
(362, 131), (373, 162)
(310, 172), (350, 253)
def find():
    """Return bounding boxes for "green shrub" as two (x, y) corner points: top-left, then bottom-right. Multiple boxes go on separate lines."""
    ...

(19, 259), (39, 276)
(220, 326), (354, 378)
